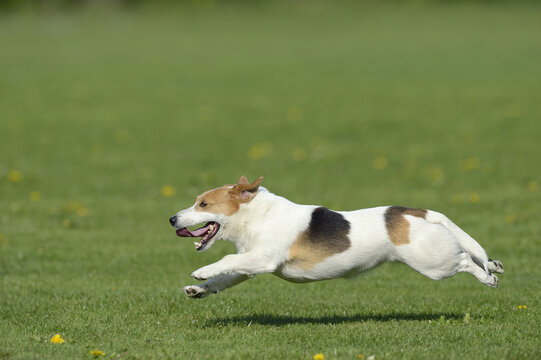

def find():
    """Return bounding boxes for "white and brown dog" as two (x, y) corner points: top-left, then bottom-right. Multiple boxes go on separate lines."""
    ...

(169, 176), (503, 298)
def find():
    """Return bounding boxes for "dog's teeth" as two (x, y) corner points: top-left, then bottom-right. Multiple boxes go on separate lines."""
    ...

(209, 224), (214, 231)
(194, 242), (199, 247)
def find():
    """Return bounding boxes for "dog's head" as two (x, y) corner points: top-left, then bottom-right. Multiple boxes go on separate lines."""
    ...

(169, 176), (264, 251)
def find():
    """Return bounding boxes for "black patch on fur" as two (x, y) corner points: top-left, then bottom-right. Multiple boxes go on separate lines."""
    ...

(304, 207), (351, 252)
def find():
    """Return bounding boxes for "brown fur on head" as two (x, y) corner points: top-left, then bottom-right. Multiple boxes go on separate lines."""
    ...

(194, 176), (264, 216)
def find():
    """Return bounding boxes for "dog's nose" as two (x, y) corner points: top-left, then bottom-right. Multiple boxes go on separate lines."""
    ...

(169, 216), (177, 226)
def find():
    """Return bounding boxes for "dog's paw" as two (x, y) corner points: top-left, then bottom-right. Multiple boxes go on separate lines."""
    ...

(487, 274), (498, 288)
(183, 285), (209, 298)
(191, 268), (212, 281)
(488, 259), (504, 274)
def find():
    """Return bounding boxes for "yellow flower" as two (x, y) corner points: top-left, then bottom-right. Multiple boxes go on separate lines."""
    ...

(287, 106), (303, 122)
(504, 214), (516, 224)
(358, 355), (365, 360)
(313, 353), (325, 360)
(76, 206), (88, 217)
(90, 350), (106, 357)
(63, 202), (88, 216)
(247, 143), (273, 160)
(50, 334), (65, 344)
(197, 105), (214, 121)
(504, 103), (521, 119)
(427, 166), (444, 182)
(63, 219), (72, 228)
(66, 202), (80, 212)
(292, 147), (307, 161)
(114, 129), (130, 144)
(469, 193), (480, 204)
(160, 185), (176, 197)
(91, 143), (104, 155)
(192, 0), (216, 10)
(517, 305), (528, 310)
(29, 191), (41, 202)
(461, 157), (480, 171)
(8, 169), (23, 183)
(527, 181), (538, 192)
(373, 156), (388, 170)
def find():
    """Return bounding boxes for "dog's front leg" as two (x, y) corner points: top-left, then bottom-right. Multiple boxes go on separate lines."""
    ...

(191, 252), (275, 281)
(183, 274), (251, 299)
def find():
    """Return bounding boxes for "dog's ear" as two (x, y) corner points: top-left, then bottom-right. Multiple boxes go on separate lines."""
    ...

(230, 176), (264, 202)
(238, 175), (250, 185)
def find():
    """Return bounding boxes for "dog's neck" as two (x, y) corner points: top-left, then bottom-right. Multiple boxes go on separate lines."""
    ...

(220, 189), (292, 252)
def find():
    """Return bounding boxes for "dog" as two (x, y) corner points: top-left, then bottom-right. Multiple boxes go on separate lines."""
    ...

(169, 176), (503, 298)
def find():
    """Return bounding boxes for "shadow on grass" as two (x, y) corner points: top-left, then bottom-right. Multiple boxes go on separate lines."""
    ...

(205, 312), (463, 327)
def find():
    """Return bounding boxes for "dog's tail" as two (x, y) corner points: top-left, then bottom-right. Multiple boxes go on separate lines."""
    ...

(425, 210), (490, 272)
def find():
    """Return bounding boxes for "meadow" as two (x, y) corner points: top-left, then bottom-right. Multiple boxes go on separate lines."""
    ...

(1, 1), (540, 359)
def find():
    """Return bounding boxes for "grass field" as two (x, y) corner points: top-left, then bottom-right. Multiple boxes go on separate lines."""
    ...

(1, 1), (541, 359)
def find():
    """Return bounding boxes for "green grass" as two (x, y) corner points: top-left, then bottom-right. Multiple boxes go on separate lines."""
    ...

(1, 2), (540, 359)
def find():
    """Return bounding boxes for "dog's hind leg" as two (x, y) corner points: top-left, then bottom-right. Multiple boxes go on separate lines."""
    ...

(183, 274), (250, 298)
(457, 252), (498, 288)
(425, 210), (491, 272)
(396, 220), (497, 287)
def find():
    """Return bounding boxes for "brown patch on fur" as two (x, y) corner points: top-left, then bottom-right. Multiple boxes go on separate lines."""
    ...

(287, 207), (351, 270)
(288, 234), (331, 270)
(194, 176), (264, 216)
(384, 206), (427, 245)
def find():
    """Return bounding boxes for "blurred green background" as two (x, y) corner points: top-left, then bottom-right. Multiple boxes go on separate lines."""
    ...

(1, 1), (540, 359)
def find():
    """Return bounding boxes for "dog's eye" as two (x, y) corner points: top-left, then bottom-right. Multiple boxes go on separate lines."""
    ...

(199, 201), (208, 208)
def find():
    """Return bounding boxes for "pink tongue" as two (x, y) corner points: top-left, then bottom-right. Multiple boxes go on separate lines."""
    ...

(191, 226), (210, 237)
(177, 225), (209, 237)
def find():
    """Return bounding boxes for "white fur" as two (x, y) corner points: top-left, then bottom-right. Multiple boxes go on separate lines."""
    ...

(172, 186), (503, 298)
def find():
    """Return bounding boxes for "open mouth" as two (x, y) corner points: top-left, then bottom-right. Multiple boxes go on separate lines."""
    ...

(175, 222), (220, 251)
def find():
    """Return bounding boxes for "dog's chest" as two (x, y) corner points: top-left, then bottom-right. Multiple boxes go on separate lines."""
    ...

(286, 207), (351, 264)
(273, 207), (353, 282)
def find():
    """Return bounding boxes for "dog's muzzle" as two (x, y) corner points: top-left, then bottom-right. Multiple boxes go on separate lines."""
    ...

(169, 216), (177, 227)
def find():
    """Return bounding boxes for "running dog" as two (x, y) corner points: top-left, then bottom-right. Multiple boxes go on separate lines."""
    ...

(169, 176), (503, 298)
